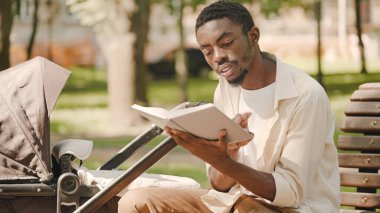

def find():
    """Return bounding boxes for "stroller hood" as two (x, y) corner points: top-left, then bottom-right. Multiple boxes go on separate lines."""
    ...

(0, 57), (70, 183)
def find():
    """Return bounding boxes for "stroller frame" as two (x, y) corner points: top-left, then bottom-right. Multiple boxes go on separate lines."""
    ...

(0, 57), (185, 213)
(0, 125), (177, 213)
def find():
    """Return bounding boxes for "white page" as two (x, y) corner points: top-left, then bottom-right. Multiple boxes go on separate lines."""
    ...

(131, 104), (169, 129)
(170, 105), (253, 143)
(168, 103), (214, 119)
(132, 103), (253, 143)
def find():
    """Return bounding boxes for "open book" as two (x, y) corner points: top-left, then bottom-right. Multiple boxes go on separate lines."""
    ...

(131, 102), (253, 144)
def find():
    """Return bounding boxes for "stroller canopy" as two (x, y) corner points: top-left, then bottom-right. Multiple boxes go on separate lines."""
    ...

(0, 57), (70, 183)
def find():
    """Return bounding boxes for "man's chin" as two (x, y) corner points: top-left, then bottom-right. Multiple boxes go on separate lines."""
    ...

(226, 69), (248, 87)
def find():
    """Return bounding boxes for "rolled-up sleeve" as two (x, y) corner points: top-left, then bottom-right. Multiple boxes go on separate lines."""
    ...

(271, 91), (333, 208)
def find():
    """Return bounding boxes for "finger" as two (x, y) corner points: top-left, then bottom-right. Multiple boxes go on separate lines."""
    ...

(241, 113), (251, 127)
(227, 143), (238, 150)
(241, 112), (252, 120)
(233, 114), (242, 124)
(241, 119), (248, 128)
(171, 128), (197, 142)
(218, 129), (227, 142)
(170, 134), (187, 146)
(235, 140), (250, 148)
(164, 127), (172, 134)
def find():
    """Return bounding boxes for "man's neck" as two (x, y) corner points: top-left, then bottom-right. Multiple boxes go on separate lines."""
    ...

(241, 52), (276, 90)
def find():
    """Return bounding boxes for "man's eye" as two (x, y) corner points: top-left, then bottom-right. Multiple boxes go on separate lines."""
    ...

(202, 50), (211, 56)
(222, 40), (233, 48)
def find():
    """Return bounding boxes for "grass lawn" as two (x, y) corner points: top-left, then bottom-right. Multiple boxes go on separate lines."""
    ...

(51, 60), (380, 189)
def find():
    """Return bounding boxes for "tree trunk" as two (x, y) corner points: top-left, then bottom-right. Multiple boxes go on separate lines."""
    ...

(46, 0), (53, 60)
(97, 31), (137, 125)
(64, 0), (140, 126)
(0, 0), (13, 71)
(27, 0), (39, 60)
(131, 0), (150, 106)
(354, 0), (367, 74)
(315, 0), (324, 88)
(175, 0), (188, 102)
(338, 0), (347, 58)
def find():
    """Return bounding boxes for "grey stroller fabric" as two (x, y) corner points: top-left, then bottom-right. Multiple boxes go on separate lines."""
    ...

(0, 57), (70, 183)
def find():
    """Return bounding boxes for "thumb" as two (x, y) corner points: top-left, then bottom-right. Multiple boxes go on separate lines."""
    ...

(218, 129), (227, 144)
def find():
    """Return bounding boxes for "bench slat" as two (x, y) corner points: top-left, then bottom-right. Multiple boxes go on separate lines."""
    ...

(340, 192), (380, 209)
(340, 172), (380, 188)
(341, 117), (380, 133)
(345, 102), (380, 116)
(340, 209), (376, 213)
(340, 83), (380, 212)
(339, 153), (380, 169)
(359, 83), (380, 90)
(351, 90), (380, 101)
(338, 135), (380, 151)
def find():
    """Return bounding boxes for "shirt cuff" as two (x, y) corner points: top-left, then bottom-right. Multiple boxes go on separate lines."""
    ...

(271, 172), (297, 207)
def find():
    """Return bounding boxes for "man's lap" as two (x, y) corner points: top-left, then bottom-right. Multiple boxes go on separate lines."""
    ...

(118, 187), (211, 213)
(118, 187), (292, 213)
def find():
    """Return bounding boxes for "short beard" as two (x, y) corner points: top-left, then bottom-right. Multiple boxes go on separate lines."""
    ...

(228, 68), (248, 87)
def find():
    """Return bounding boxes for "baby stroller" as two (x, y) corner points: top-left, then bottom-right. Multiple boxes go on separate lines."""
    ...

(0, 57), (181, 213)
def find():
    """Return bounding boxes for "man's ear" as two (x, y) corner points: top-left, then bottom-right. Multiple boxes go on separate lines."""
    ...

(248, 26), (260, 45)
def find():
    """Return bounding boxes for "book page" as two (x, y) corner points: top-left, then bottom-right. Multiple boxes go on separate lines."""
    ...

(169, 105), (253, 143)
(131, 104), (169, 129)
(168, 103), (214, 118)
(132, 103), (253, 143)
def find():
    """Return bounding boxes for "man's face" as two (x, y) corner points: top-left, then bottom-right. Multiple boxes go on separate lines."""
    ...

(196, 18), (254, 85)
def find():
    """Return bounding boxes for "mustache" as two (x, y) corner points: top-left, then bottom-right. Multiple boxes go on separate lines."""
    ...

(217, 57), (235, 66)
(216, 58), (236, 72)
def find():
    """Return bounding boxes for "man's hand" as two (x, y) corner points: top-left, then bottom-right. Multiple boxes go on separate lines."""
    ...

(165, 112), (252, 164)
(164, 127), (230, 165)
(228, 112), (252, 160)
(165, 127), (240, 191)
(233, 112), (251, 129)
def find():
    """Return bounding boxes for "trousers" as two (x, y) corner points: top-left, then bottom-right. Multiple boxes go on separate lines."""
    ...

(118, 187), (285, 213)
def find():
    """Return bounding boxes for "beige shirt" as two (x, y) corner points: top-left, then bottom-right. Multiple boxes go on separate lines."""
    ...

(207, 57), (340, 212)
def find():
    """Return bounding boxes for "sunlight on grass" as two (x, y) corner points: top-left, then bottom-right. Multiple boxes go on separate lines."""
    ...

(148, 78), (217, 108)
(65, 67), (107, 91)
(50, 108), (151, 137)
(146, 165), (209, 188)
(56, 92), (108, 109)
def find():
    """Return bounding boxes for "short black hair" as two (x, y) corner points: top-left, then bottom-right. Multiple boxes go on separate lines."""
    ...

(195, 0), (255, 34)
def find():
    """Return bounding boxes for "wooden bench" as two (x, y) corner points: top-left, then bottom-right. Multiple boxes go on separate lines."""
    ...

(338, 83), (380, 212)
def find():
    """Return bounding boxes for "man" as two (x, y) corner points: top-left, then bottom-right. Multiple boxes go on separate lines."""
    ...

(118, 1), (340, 212)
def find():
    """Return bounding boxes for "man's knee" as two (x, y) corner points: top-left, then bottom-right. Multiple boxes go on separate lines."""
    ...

(118, 188), (153, 213)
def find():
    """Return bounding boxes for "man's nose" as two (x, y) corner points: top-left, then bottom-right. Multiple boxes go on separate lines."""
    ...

(213, 47), (227, 64)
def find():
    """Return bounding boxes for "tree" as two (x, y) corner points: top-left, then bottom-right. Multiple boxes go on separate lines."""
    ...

(66, 0), (141, 125)
(315, 0), (324, 88)
(174, 0), (189, 102)
(27, 0), (40, 60)
(160, 0), (205, 103)
(0, 0), (14, 71)
(131, 0), (151, 106)
(252, 0), (324, 86)
(354, 0), (367, 74)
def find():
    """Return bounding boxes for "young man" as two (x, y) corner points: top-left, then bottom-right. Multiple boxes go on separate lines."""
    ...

(118, 1), (340, 212)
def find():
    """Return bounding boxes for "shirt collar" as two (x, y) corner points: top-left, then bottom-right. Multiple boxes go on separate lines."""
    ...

(273, 58), (299, 109)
